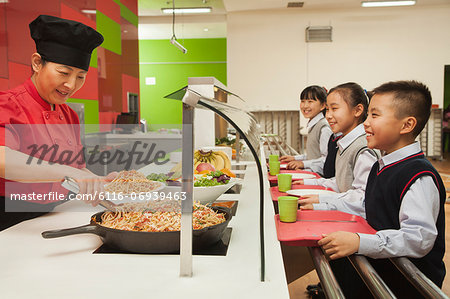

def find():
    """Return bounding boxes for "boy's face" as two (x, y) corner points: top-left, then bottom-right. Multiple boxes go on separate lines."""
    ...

(364, 93), (405, 154)
(300, 98), (325, 119)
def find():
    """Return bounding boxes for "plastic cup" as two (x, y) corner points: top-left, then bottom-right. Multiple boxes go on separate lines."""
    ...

(268, 155), (279, 163)
(269, 161), (280, 175)
(277, 174), (292, 192)
(278, 196), (298, 223)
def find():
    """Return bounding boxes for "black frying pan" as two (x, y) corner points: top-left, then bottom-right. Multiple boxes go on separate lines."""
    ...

(42, 206), (231, 253)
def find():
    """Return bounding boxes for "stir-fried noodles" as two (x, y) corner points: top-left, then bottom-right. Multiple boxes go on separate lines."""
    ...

(96, 203), (226, 232)
(105, 170), (162, 193)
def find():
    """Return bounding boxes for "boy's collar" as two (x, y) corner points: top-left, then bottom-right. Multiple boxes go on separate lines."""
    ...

(378, 142), (421, 169)
(337, 123), (366, 151)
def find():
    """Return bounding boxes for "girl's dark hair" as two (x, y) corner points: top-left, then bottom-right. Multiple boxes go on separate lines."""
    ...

(328, 82), (369, 123)
(300, 85), (327, 115)
(300, 85), (327, 103)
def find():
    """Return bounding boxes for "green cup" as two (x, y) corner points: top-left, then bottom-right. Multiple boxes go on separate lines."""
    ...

(269, 155), (279, 163)
(269, 161), (280, 175)
(278, 196), (298, 223)
(277, 174), (292, 192)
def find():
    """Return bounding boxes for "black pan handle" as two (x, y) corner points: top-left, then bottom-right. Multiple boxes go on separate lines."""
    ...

(42, 224), (99, 239)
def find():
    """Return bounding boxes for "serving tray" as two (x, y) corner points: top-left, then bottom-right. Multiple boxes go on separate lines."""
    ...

(275, 210), (376, 247)
(267, 170), (320, 183)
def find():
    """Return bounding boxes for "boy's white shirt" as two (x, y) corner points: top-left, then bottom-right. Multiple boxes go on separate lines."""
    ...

(315, 142), (440, 259)
(304, 124), (377, 208)
(294, 113), (332, 174)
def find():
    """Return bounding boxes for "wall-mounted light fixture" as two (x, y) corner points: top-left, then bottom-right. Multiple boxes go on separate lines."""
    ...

(361, 1), (416, 7)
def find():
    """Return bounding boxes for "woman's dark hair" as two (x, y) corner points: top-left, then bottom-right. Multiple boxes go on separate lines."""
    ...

(300, 85), (327, 115)
(328, 82), (369, 123)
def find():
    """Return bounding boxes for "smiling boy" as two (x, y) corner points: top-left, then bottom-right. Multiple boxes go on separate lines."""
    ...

(318, 81), (446, 298)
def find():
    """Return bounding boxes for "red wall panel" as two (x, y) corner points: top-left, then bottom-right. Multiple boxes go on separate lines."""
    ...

(5, 0), (59, 65)
(120, 0), (138, 15)
(0, 78), (8, 91)
(98, 49), (122, 112)
(60, 3), (96, 29)
(8, 62), (30, 88)
(121, 73), (139, 113)
(73, 66), (98, 100)
(0, 4), (8, 79)
(96, 0), (120, 24)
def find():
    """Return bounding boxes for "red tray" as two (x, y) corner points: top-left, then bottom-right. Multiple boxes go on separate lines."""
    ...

(270, 185), (333, 201)
(275, 210), (377, 247)
(268, 169), (320, 183)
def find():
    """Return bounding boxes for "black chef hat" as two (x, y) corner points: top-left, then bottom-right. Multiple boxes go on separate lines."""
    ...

(29, 15), (104, 71)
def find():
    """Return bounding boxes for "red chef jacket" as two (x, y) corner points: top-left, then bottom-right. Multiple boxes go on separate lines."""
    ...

(0, 78), (85, 204)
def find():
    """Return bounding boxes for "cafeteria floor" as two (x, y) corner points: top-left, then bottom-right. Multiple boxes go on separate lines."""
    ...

(287, 152), (450, 298)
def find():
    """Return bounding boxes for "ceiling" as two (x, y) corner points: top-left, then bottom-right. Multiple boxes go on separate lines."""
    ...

(137, 0), (450, 39)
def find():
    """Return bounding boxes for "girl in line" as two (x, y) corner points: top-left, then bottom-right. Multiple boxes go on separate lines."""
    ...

(280, 85), (332, 176)
(296, 82), (379, 216)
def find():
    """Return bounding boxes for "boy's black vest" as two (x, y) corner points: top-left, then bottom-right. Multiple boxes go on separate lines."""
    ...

(322, 134), (341, 178)
(365, 152), (446, 287)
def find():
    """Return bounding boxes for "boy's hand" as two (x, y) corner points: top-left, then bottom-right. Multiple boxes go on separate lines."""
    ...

(298, 194), (319, 210)
(287, 161), (304, 170)
(279, 155), (294, 163)
(318, 232), (360, 260)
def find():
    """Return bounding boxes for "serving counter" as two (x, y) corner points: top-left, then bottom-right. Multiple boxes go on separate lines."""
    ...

(0, 161), (290, 299)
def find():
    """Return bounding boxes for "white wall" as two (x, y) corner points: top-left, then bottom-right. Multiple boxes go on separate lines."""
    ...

(227, 5), (450, 112)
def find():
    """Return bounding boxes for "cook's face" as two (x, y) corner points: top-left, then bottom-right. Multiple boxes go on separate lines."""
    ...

(364, 93), (403, 154)
(325, 92), (354, 135)
(300, 98), (325, 119)
(34, 62), (87, 105)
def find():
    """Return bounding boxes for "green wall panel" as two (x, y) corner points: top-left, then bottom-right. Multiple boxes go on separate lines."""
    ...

(67, 98), (100, 133)
(120, 3), (138, 27)
(96, 12), (121, 55)
(90, 48), (98, 68)
(140, 39), (226, 63)
(139, 38), (226, 130)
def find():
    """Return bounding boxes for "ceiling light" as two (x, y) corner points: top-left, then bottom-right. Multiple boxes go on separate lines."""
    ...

(361, 1), (416, 7)
(161, 7), (212, 14)
(81, 9), (97, 14)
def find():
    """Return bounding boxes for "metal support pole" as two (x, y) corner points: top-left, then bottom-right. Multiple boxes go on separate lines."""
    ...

(235, 131), (240, 163)
(348, 255), (396, 298)
(180, 103), (194, 277)
(308, 247), (345, 299)
(390, 257), (449, 299)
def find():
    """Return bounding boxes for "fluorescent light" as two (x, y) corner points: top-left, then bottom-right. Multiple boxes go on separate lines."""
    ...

(161, 7), (212, 14)
(81, 9), (97, 14)
(361, 1), (416, 7)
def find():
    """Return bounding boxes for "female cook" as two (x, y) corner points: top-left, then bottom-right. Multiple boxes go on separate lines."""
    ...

(0, 15), (116, 230)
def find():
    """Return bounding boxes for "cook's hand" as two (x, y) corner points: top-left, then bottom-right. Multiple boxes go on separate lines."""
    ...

(298, 194), (319, 210)
(318, 232), (360, 260)
(287, 161), (304, 170)
(76, 171), (118, 206)
(279, 155), (294, 163)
